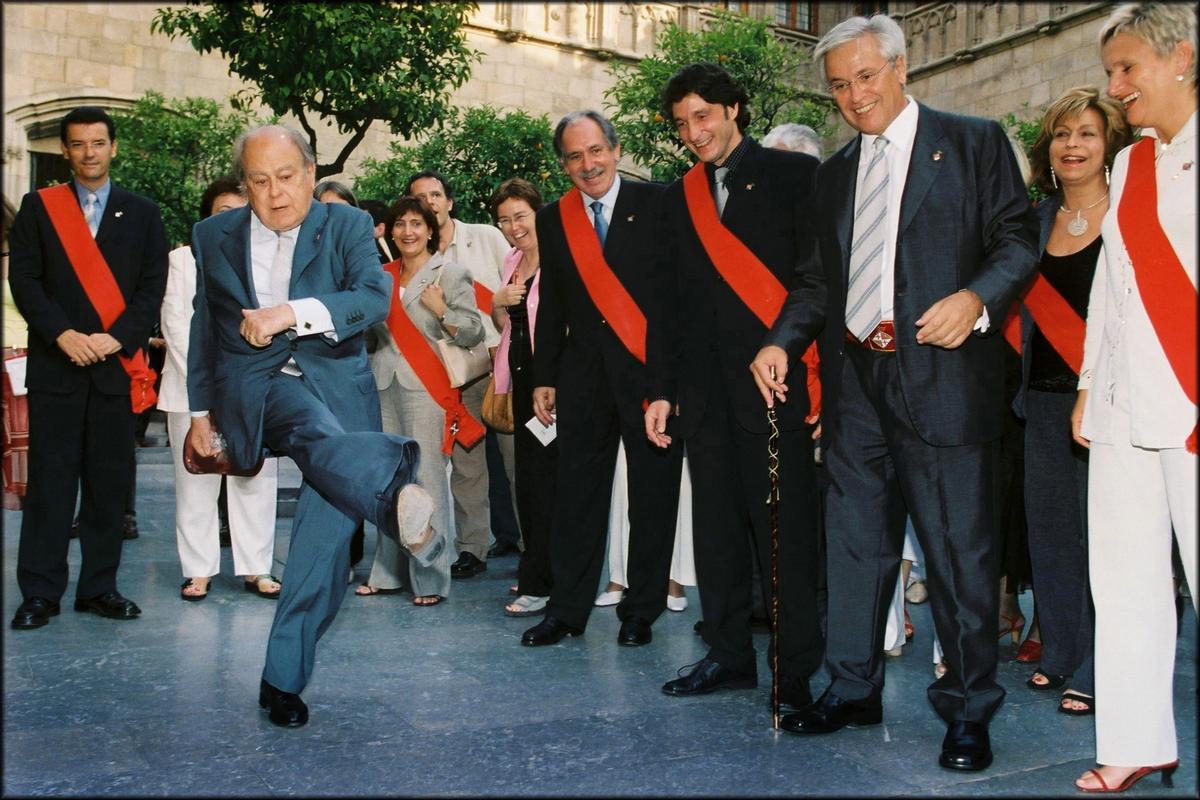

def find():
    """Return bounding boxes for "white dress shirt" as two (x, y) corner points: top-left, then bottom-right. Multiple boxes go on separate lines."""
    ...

(583, 174), (621, 230)
(856, 99), (989, 331)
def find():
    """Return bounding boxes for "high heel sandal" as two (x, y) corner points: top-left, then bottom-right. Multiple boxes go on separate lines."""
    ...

(1015, 638), (1042, 663)
(997, 611), (1025, 644)
(1026, 669), (1067, 691)
(1076, 761), (1178, 793)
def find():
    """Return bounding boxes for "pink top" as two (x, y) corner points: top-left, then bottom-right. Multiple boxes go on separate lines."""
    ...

(492, 247), (541, 394)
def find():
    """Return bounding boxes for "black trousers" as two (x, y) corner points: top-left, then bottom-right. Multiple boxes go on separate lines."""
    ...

(824, 346), (1004, 724)
(688, 382), (824, 679)
(512, 347), (558, 596)
(546, 368), (682, 630)
(17, 385), (135, 601)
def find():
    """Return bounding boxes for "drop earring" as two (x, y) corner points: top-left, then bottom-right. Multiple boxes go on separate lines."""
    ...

(1177, 74), (1186, 81)
(1051, 168), (1057, 189)
(1105, 164), (1110, 185)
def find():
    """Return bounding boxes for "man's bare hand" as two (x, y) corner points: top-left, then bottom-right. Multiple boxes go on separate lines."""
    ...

(532, 386), (556, 427)
(1071, 389), (1090, 449)
(187, 415), (217, 458)
(750, 345), (790, 408)
(915, 289), (983, 349)
(645, 399), (674, 449)
(86, 332), (123, 359)
(240, 304), (295, 348)
(56, 329), (103, 366)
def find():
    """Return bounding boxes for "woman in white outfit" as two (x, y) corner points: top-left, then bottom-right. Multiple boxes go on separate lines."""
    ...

(1071, 3), (1196, 792)
(160, 178), (280, 601)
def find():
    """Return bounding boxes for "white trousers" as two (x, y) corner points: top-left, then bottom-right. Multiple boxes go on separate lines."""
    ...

(605, 440), (696, 588)
(1089, 432), (1196, 766)
(167, 411), (279, 578)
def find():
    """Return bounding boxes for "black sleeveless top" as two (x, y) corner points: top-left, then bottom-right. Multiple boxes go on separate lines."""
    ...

(1028, 235), (1102, 392)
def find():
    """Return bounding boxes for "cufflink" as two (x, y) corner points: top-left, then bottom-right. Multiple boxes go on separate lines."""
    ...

(932, 150), (944, 161)
(627, 214), (636, 223)
(115, 211), (124, 218)
(303, 322), (312, 330)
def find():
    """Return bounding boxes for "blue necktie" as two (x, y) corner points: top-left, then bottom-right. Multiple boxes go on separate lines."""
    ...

(590, 200), (607, 246)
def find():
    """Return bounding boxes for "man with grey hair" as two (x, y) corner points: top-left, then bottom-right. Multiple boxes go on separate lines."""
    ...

(186, 124), (438, 727)
(520, 109), (683, 650)
(762, 122), (823, 159)
(752, 13), (1037, 770)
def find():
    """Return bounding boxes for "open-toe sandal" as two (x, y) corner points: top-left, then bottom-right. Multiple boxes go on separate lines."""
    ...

(1059, 690), (1095, 716)
(180, 578), (209, 602)
(244, 574), (282, 599)
(1026, 669), (1067, 690)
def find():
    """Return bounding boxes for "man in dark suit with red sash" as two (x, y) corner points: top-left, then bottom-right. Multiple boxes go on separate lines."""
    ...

(521, 110), (683, 649)
(645, 64), (826, 703)
(9, 106), (167, 630)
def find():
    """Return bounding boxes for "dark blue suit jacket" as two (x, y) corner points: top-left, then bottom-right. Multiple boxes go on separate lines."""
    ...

(8, 183), (167, 395)
(767, 103), (1039, 447)
(187, 201), (391, 470)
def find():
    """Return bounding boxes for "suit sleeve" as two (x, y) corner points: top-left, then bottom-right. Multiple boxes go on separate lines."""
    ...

(646, 190), (682, 404)
(764, 160), (827, 362)
(108, 199), (168, 355)
(963, 121), (1039, 333)
(440, 262), (486, 349)
(309, 209), (392, 340)
(7, 193), (74, 347)
(530, 209), (566, 389)
(186, 228), (216, 413)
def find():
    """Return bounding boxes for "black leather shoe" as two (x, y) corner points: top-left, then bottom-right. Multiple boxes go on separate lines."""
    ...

(662, 656), (757, 696)
(779, 688), (882, 734)
(450, 552), (486, 578)
(617, 617), (652, 646)
(521, 615), (583, 646)
(73, 591), (141, 620)
(122, 512), (139, 540)
(939, 720), (992, 771)
(258, 679), (308, 727)
(11, 597), (60, 630)
(487, 540), (520, 558)
(776, 675), (813, 710)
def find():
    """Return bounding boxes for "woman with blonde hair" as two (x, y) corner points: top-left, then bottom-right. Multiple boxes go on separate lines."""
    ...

(1072, 3), (1196, 792)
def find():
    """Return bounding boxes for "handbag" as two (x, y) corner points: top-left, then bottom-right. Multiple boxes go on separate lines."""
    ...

(481, 374), (515, 434)
(431, 268), (492, 388)
(182, 420), (264, 477)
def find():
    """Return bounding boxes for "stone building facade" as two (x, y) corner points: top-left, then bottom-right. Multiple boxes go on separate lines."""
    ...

(3, 1), (1116, 207)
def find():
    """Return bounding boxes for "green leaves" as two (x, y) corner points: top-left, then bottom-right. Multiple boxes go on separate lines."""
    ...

(152, 1), (480, 177)
(108, 91), (264, 247)
(353, 105), (572, 224)
(604, 10), (835, 182)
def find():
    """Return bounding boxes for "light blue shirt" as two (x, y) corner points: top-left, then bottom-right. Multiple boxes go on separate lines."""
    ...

(73, 178), (110, 223)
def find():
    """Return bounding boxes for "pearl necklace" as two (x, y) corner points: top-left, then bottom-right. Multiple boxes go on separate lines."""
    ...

(1057, 193), (1109, 237)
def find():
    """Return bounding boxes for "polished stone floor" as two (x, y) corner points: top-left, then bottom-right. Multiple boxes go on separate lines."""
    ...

(2, 448), (1196, 797)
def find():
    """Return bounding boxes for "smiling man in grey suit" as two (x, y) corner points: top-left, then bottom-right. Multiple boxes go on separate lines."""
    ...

(752, 15), (1037, 771)
(187, 125), (441, 727)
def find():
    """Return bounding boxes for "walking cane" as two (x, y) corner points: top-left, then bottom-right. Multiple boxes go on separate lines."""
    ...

(767, 406), (782, 730)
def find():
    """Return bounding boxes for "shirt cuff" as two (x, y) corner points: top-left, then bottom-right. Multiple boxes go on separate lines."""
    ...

(288, 298), (338, 341)
(1077, 369), (1093, 389)
(190, 410), (209, 418)
(973, 305), (990, 334)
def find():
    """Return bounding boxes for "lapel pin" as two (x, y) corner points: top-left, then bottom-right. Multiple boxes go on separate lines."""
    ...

(1183, 161), (1193, 171)
(627, 214), (635, 223)
(932, 150), (944, 161)
(114, 211), (124, 218)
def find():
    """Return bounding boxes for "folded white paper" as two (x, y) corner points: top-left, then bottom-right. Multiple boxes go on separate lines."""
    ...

(4, 355), (28, 396)
(525, 415), (557, 446)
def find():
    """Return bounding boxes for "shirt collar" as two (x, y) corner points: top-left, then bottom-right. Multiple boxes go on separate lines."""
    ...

(707, 134), (751, 183)
(861, 96), (919, 157)
(581, 174), (621, 211)
(73, 178), (110, 208)
(250, 209), (301, 244)
(1142, 110), (1197, 147)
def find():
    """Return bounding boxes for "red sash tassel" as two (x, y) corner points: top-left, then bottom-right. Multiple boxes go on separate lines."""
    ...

(1118, 139), (1198, 453)
(383, 261), (485, 455)
(38, 184), (157, 413)
(558, 189), (647, 364)
(682, 162), (821, 418)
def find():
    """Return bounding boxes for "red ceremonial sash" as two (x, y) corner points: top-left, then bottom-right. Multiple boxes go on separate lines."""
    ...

(558, 188), (647, 364)
(1022, 274), (1087, 375)
(682, 162), (821, 419)
(473, 280), (494, 319)
(37, 184), (157, 413)
(1118, 137), (1198, 453)
(382, 260), (485, 455)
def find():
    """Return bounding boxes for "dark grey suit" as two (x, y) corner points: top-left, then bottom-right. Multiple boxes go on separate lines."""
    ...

(766, 103), (1038, 723)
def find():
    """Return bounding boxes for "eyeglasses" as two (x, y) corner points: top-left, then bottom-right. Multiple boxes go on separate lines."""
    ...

(827, 61), (895, 96)
(497, 211), (533, 228)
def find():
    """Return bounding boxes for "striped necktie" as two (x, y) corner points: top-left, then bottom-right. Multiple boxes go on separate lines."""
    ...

(845, 136), (889, 341)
